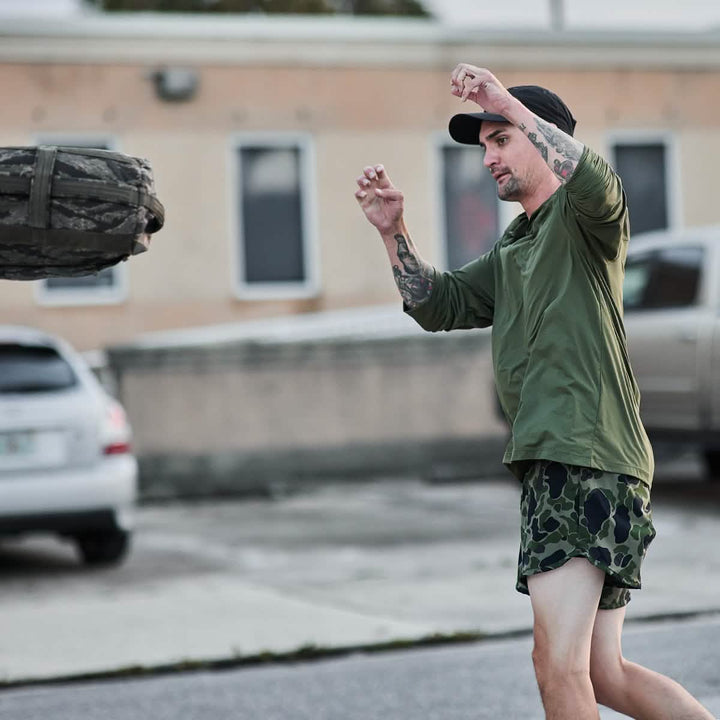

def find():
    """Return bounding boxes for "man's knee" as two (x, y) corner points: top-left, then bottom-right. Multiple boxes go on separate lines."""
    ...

(589, 647), (626, 706)
(532, 635), (590, 692)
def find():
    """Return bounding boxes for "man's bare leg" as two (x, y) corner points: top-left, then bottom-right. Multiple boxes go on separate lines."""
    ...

(590, 606), (715, 719)
(527, 558), (604, 720)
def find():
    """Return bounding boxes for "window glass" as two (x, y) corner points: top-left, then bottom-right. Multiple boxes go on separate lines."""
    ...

(0, 345), (77, 393)
(45, 271), (116, 291)
(624, 246), (703, 310)
(442, 146), (499, 270)
(613, 143), (668, 236)
(238, 146), (305, 285)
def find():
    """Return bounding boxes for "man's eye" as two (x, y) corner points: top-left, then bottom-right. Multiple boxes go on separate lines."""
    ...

(497, 137), (508, 145)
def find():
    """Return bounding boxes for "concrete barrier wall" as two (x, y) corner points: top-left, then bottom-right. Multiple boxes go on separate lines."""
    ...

(107, 330), (508, 499)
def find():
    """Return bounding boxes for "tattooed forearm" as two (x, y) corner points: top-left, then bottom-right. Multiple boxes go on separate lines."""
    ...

(536, 117), (583, 182)
(396, 233), (422, 275)
(536, 118), (582, 161)
(526, 132), (549, 163)
(553, 158), (576, 181)
(392, 233), (433, 308)
(516, 113), (585, 184)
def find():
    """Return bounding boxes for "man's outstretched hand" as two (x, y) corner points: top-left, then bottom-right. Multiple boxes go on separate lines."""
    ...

(450, 64), (513, 117)
(354, 164), (404, 236)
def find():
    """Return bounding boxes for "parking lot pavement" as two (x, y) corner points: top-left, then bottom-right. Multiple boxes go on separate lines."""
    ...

(0, 455), (719, 684)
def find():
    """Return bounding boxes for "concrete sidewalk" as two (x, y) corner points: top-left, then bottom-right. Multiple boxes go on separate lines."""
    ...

(0, 468), (719, 685)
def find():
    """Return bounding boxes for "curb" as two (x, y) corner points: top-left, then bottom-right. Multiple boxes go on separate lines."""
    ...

(3, 608), (719, 691)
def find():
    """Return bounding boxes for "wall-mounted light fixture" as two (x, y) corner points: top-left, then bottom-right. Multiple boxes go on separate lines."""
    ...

(150, 68), (199, 103)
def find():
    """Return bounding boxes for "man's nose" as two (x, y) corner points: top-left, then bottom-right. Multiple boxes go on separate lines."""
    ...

(483, 150), (496, 169)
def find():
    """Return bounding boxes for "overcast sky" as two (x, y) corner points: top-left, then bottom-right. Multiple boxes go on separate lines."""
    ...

(423, 0), (720, 30)
(1, 0), (720, 31)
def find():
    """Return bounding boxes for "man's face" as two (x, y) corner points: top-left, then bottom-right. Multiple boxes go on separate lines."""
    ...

(478, 121), (545, 202)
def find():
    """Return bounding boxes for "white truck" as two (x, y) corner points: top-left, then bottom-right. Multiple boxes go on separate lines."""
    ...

(623, 224), (720, 479)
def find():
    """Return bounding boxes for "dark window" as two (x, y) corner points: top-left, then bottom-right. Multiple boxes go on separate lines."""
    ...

(613, 142), (668, 236)
(45, 272), (116, 291)
(442, 146), (499, 270)
(38, 139), (119, 296)
(238, 146), (306, 286)
(0, 344), (77, 393)
(624, 246), (703, 311)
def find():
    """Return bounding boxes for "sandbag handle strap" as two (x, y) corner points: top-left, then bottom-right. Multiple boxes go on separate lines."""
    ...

(143, 194), (165, 233)
(0, 166), (166, 233)
(51, 180), (165, 233)
(28, 146), (57, 229)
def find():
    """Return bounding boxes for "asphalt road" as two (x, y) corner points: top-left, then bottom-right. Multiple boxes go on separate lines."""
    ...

(1, 616), (718, 720)
(0, 441), (719, 694)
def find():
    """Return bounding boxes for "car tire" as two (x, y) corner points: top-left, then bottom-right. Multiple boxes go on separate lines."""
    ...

(74, 529), (130, 566)
(703, 449), (720, 482)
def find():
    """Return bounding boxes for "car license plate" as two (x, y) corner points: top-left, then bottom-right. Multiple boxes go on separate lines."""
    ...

(0, 431), (36, 456)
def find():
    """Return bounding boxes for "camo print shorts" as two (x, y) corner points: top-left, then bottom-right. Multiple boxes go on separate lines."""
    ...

(517, 460), (656, 610)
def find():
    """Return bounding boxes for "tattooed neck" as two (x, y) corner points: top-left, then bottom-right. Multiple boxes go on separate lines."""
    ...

(392, 233), (433, 309)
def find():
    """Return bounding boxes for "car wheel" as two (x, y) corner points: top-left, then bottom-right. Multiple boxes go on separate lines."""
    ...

(703, 449), (720, 482)
(74, 530), (130, 566)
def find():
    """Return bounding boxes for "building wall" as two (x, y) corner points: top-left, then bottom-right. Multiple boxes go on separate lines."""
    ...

(107, 328), (507, 498)
(1, 19), (720, 350)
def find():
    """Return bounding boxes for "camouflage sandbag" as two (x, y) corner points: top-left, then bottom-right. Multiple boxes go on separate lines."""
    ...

(0, 146), (165, 280)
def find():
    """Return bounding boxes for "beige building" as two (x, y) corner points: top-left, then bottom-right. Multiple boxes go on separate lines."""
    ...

(1, 13), (720, 351)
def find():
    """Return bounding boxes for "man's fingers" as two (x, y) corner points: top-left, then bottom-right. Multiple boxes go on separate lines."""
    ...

(461, 76), (476, 101)
(451, 63), (491, 101)
(356, 165), (393, 208)
(363, 165), (378, 181)
(462, 75), (485, 102)
(363, 164), (387, 181)
(363, 164), (393, 189)
(452, 63), (478, 89)
(375, 187), (403, 201)
(354, 186), (402, 202)
(451, 63), (468, 84)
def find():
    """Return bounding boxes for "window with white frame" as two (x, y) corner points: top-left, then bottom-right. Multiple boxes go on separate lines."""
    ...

(610, 135), (675, 236)
(233, 137), (317, 298)
(440, 144), (500, 270)
(34, 136), (125, 306)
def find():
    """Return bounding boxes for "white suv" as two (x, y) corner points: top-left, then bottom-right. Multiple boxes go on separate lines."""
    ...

(0, 325), (137, 565)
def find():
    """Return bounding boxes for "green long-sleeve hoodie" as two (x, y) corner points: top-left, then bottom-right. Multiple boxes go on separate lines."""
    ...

(407, 147), (654, 485)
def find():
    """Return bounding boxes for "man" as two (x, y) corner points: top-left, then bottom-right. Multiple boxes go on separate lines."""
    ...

(354, 64), (714, 720)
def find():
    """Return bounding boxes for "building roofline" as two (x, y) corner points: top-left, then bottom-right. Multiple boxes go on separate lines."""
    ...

(2, 12), (720, 43)
(1, 13), (720, 69)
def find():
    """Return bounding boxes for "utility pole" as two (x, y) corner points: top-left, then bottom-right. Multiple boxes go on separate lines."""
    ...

(549, 0), (564, 31)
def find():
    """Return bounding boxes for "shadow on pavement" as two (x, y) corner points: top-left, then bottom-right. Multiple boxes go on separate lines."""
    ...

(0, 538), (83, 576)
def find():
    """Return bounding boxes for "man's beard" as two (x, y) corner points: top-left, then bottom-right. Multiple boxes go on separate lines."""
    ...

(497, 173), (522, 201)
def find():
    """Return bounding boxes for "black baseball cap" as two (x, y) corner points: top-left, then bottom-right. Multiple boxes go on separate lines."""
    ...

(449, 85), (577, 145)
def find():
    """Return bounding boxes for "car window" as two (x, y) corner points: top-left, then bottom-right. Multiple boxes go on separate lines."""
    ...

(0, 344), (78, 393)
(623, 258), (651, 309)
(624, 246), (704, 311)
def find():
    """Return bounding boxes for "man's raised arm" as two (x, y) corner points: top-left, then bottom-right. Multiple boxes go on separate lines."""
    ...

(354, 164), (434, 310)
(451, 64), (585, 184)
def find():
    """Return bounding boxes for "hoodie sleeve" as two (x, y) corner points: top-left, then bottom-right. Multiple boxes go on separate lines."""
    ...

(405, 246), (496, 331)
(564, 146), (629, 261)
